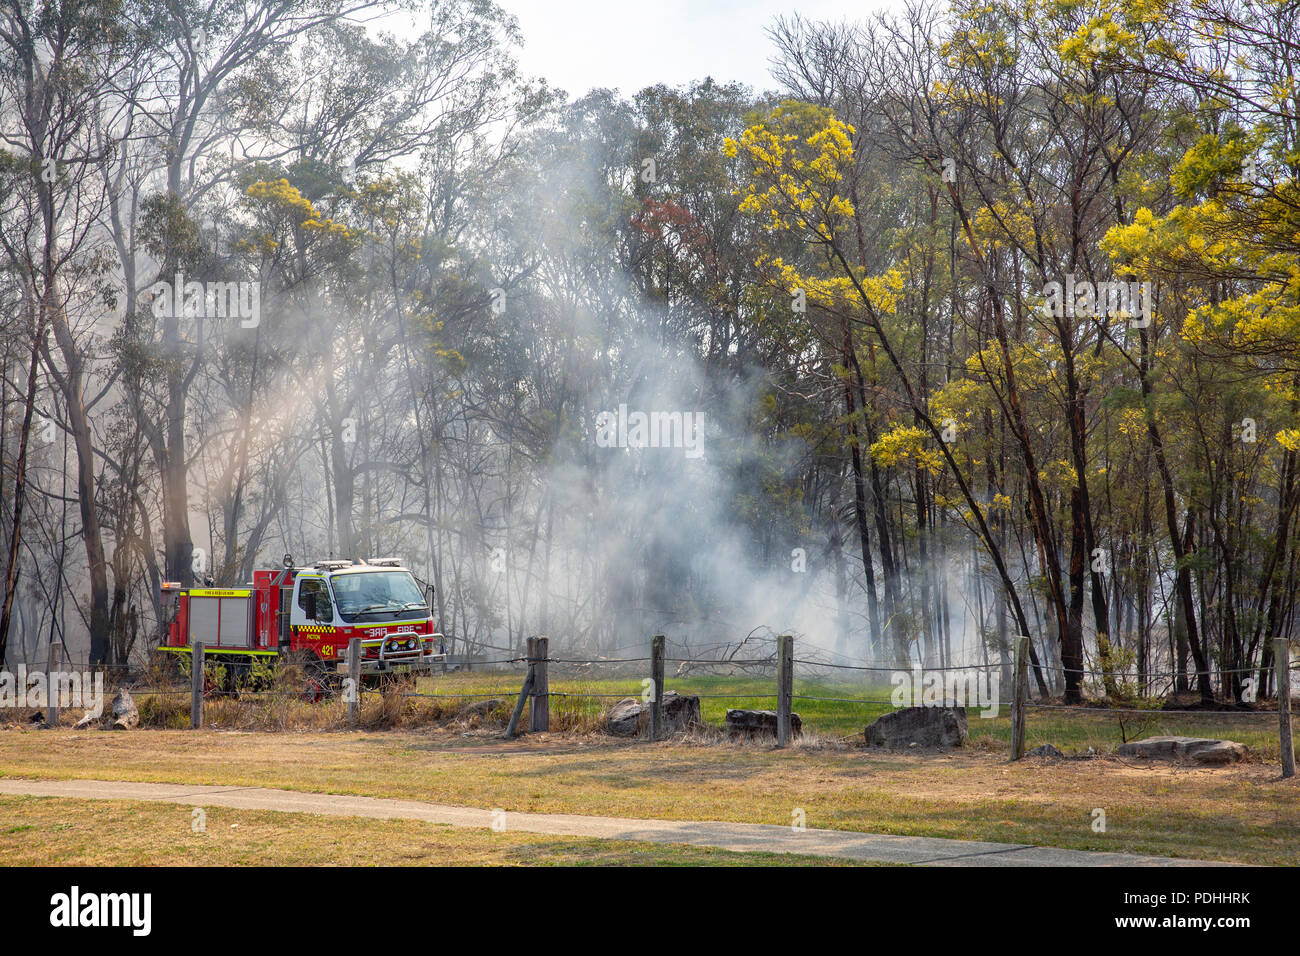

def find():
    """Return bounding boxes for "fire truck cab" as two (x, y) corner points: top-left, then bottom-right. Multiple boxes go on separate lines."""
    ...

(158, 556), (446, 691)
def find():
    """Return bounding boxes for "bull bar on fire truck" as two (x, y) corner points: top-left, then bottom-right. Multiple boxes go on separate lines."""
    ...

(347, 632), (448, 675)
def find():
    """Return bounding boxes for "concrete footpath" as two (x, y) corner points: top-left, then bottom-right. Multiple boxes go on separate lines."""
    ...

(0, 777), (1222, 866)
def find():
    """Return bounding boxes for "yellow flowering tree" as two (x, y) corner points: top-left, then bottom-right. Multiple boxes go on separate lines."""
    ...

(727, 100), (1044, 667)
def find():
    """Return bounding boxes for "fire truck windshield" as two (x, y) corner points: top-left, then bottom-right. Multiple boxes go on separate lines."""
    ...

(330, 571), (427, 623)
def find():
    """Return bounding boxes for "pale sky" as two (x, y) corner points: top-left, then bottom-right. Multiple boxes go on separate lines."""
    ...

(493, 0), (893, 97)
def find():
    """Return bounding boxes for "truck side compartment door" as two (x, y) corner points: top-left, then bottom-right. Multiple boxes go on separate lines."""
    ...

(278, 586), (293, 650)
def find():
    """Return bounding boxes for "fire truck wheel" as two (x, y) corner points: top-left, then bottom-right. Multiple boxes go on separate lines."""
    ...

(299, 659), (334, 703)
(300, 678), (325, 703)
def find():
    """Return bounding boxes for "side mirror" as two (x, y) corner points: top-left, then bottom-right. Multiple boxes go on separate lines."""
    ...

(424, 584), (435, 612)
(312, 592), (331, 622)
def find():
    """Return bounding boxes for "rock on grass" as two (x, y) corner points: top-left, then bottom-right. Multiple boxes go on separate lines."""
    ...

(864, 706), (968, 748)
(607, 692), (702, 737)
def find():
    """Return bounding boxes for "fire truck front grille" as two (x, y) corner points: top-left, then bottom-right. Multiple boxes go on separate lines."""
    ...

(363, 636), (423, 662)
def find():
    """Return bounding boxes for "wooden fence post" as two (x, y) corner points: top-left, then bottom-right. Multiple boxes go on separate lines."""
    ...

(530, 636), (549, 732)
(649, 635), (665, 741)
(45, 640), (61, 728)
(347, 638), (361, 726)
(777, 634), (794, 747)
(190, 642), (204, 730)
(524, 637), (537, 732)
(1276, 638), (1294, 779)
(507, 665), (534, 739)
(1011, 635), (1028, 760)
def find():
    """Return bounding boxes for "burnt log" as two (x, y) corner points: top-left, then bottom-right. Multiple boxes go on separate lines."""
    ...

(1117, 736), (1246, 765)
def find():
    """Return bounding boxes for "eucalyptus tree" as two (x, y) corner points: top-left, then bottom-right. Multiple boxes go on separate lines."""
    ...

(0, 0), (132, 664)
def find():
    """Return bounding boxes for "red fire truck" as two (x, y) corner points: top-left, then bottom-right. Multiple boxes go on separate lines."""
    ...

(157, 556), (445, 694)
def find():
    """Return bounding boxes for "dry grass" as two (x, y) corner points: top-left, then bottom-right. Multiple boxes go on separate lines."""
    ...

(7, 668), (1295, 866)
(83, 672), (623, 735)
(1, 727), (1297, 864)
(0, 794), (868, 866)
(112, 666), (606, 733)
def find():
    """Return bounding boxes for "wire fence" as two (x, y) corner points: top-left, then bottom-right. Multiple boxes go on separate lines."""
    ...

(15, 635), (1298, 777)
(43, 649), (1300, 704)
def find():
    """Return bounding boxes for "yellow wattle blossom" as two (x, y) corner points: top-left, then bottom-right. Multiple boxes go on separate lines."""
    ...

(245, 178), (317, 221)
(726, 102), (856, 239)
(870, 425), (946, 475)
(1102, 121), (1300, 365)
(302, 217), (359, 242)
(729, 103), (909, 321)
